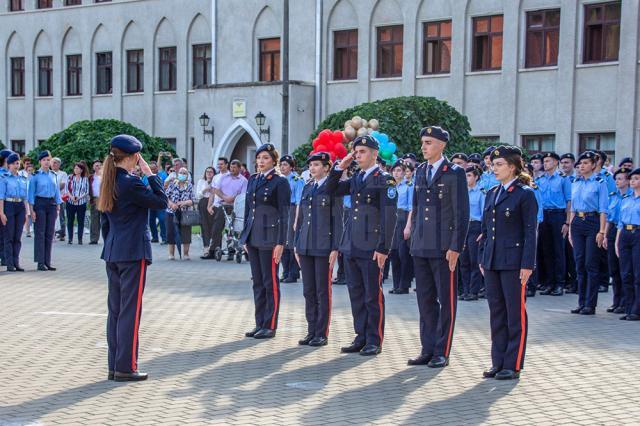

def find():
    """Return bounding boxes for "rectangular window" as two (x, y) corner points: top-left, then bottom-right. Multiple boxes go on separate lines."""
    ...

(66, 54), (82, 96)
(579, 133), (616, 165)
(259, 38), (281, 82)
(192, 43), (212, 88)
(159, 46), (177, 91)
(38, 56), (53, 97)
(11, 57), (25, 97)
(333, 29), (358, 80)
(472, 15), (503, 71)
(525, 9), (560, 68)
(65, 0), (82, 5)
(11, 140), (25, 156)
(127, 49), (144, 93)
(10, 0), (23, 11)
(376, 25), (403, 78)
(583, 1), (621, 63)
(522, 134), (556, 155)
(96, 52), (112, 95)
(422, 20), (452, 74)
(164, 138), (177, 150)
(38, 0), (53, 8)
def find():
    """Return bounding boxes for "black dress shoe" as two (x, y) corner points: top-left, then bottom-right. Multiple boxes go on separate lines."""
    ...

(78, 241), (83, 245)
(570, 307), (583, 314)
(6, 266), (16, 272)
(150, 239), (159, 243)
(114, 371), (148, 382)
(565, 286), (578, 294)
(332, 279), (346, 285)
(620, 315), (628, 320)
(37, 263), (48, 271)
(89, 241), (98, 245)
(298, 334), (314, 345)
(309, 336), (328, 347)
(526, 288), (536, 298)
(200, 253), (215, 260)
(108, 371), (114, 380)
(495, 369), (519, 380)
(407, 354), (432, 366)
(282, 277), (297, 283)
(254, 328), (276, 339)
(579, 307), (595, 315)
(614, 307), (626, 314)
(427, 356), (449, 368)
(607, 305), (617, 313)
(359, 344), (381, 356)
(341, 341), (365, 353)
(14, 266), (25, 272)
(465, 294), (479, 301)
(45, 265), (57, 271)
(626, 314), (640, 321)
(68, 240), (73, 245)
(483, 366), (501, 378)
(550, 287), (564, 296)
(245, 326), (261, 338)
(539, 287), (552, 295)
(458, 294), (467, 300)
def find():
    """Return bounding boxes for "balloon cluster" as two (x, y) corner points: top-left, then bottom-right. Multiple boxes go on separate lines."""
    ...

(311, 129), (348, 162)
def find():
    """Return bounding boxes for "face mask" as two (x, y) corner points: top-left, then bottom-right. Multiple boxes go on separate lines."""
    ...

(178, 174), (187, 182)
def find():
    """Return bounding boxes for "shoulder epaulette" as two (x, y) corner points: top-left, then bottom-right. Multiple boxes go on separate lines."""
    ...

(481, 188), (487, 194)
(604, 171), (611, 176)
(622, 193), (630, 198)
(490, 184), (500, 192)
(595, 176), (604, 183)
(609, 191), (616, 196)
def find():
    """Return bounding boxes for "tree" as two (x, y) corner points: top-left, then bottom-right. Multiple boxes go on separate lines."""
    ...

(28, 119), (176, 172)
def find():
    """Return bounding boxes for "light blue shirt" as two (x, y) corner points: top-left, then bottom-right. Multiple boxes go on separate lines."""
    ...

(480, 170), (500, 191)
(532, 185), (544, 223)
(536, 170), (571, 209)
(27, 170), (62, 205)
(286, 172), (305, 205)
(618, 193), (640, 228)
(468, 185), (485, 221)
(606, 188), (632, 224)
(0, 173), (28, 200)
(597, 169), (616, 193)
(0, 166), (8, 178)
(343, 195), (352, 209)
(396, 177), (414, 211)
(571, 174), (608, 213)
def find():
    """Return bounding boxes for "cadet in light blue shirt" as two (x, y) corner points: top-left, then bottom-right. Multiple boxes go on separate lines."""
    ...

(536, 170), (572, 209)
(460, 165), (485, 299)
(594, 150), (617, 193)
(0, 171), (28, 200)
(616, 167), (640, 319)
(389, 160), (414, 294)
(0, 152), (29, 271)
(396, 176), (414, 211)
(0, 149), (16, 266)
(28, 169), (62, 205)
(279, 155), (304, 282)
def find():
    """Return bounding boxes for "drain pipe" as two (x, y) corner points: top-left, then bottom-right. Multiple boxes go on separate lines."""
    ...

(314, 0), (323, 126)
(211, 0), (217, 85)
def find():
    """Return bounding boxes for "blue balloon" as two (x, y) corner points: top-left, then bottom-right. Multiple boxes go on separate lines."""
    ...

(371, 131), (381, 140)
(388, 142), (397, 154)
(377, 133), (390, 146)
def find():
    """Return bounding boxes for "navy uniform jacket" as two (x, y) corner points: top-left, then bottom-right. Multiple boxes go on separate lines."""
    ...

(326, 166), (396, 259)
(294, 180), (341, 257)
(410, 160), (469, 257)
(239, 169), (291, 249)
(101, 169), (168, 264)
(479, 182), (538, 271)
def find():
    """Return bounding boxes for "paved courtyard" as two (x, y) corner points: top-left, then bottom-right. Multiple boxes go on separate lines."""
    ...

(1, 237), (639, 425)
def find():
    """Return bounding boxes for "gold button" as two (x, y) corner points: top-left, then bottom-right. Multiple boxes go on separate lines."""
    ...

(357, 193), (361, 197)
(307, 221), (310, 225)
(516, 243), (520, 247)
(493, 218), (495, 222)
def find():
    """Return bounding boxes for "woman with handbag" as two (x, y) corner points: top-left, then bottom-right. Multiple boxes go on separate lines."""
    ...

(165, 167), (195, 260)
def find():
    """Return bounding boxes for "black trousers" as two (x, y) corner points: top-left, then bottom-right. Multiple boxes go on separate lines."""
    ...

(247, 246), (281, 330)
(607, 224), (624, 308)
(299, 254), (332, 337)
(106, 260), (147, 373)
(413, 256), (457, 357)
(210, 205), (229, 250)
(619, 229), (640, 315)
(460, 221), (482, 295)
(344, 256), (385, 347)
(565, 235), (577, 288)
(66, 202), (87, 243)
(571, 216), (600, 309)
(198, 198), (215, 248)
(390, 240), (413, 291)
(33, 198), (57, 265)
(282, 249), (300, 279)
(485, 269), (528, 372)
(3, 201), (25, 268)
(540, 210), (566, 287)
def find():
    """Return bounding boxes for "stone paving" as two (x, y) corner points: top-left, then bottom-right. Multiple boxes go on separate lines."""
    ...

(1, 237), (639, 425)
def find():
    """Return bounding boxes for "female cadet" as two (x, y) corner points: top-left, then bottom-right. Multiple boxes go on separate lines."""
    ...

(459, 165), (484, 301)
(569, 151), (608, 315)
(294, 152), (339, 347)
(479, 146), (537, 381)
(389, 160), (414, 294)
(239, 144), (291, 340)
(98, 135), (168, 382)
(616, 168), (640, 321)
(0, 153), (28, 271)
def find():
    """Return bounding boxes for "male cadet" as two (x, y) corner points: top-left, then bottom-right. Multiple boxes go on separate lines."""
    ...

(560, 153), (578, 292)
(480, 146), (499, 190)
(618, 157), (633, 170)
(594, 150), (614, 293)
(404, 126), (469, 368)
(536, 152), (572, 296)
(279, 155), (304, 283)
(402, 153), (418, 169)
(468, 153), (483, 166)
(451, 153), (468, 169)
(0, 149), (14, 266)
(327, 135), (397, 356)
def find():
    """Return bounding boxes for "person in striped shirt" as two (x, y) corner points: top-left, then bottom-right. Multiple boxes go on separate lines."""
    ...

(65, 162), (90, 245)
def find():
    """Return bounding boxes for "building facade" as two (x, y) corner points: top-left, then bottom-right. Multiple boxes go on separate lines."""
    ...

(1, 0), (639, 174)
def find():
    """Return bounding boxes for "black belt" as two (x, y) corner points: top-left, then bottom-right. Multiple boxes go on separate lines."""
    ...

(544, 208), (565, 213)
(623, 224), (640, 231)
(470, 220), (481, 223)
(575, 211), (597, 218)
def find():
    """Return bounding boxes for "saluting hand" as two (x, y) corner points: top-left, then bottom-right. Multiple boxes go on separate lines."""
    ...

(138, 154), (153, 177)
(273, 244), (284, 264)
(446, 250), (459, 272)
(336, 151), (355, 170)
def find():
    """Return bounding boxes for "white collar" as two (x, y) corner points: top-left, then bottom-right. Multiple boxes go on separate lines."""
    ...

(502, 178), (518, 191)
(261, 168), (274, 177)
(314, 176), (328, 187)
(427, 156), (445, 172)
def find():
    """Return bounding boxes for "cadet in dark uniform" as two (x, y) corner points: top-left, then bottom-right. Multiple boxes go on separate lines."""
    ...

(389, 160), (414, 294)
(294, 152), (340, 347)
(240, 144), (291, 340)
(326, 135), (396, 356)
(569, 151), (608, 315)
(0, 152), (28, 271)
(27, 151), (62, 271)
(460, 165), (484, 301)
(99, 135), (168, 381)
(615, 167), (640, 320)
(280, 155), (304, 283)
(479, 146), (538, 381)
(405, 126), (469, 368)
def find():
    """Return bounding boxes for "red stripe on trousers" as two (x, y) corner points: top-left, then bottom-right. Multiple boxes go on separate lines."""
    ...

(270, 252), (279, 330)
(131, 260), (145, 372)
(326, 264), (333, 337)
(516, 282), (527, 371)
(378, 270), (384, 345)
(445, 269), (455, 358)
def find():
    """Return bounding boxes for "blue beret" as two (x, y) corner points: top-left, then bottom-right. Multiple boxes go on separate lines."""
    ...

(489, 145), (523, 161)
(256, 143), (277, 158)
(6, 152), (20, 165)
(1, 149), (14, 159)
(595, 150), (607, 163)
(451, 153), (468, 162)
(482, 146), (497, 158)
(530, 153), (543, 161)
(628, 167), (640, 178)
(353, 135), (379, 150)
(614, 167), (631, 178)
(468, 153), (482, 163)
(376, 155), (387, 167)
(420, 126), (449, 143)
(280, 155), (295, 167)
(541, 152), (560, 161)
(402, 153), (417, 161)
(618, 157), (633, 167)
(560, 153), (575, 161)
(577, 151), (598, 163)
(465, 164), (483, 177)
(306, 151), (331, 165)
(38, 150), (51, 161)
(110, 134), (142, 154)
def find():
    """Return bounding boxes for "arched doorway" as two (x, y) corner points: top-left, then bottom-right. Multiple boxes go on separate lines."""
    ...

(214, 119), (262, 172)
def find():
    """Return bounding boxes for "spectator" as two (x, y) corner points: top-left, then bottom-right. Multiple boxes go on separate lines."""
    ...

(241, 163), (251, 179)
(88, 160), (102, 245)
(165, 167), (195, 260)
(51, 157), (68, 241)
(196, 166), (216, 255)
(164, 156), (192, 188)
(147, 160), (167, 244)
(66, 162), (90, 244)
(18, 157), (32, 179)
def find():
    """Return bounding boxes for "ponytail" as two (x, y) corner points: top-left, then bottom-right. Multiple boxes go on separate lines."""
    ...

(97, 148), (132, 213)
(517, 172), (532, 186)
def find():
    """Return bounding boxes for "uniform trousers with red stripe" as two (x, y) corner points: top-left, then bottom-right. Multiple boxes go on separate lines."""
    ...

(413, 256), (457, 358)
(344, 256), (385, 347)
(299, 255), (332, 338)
(106, 260), (147, 373)
(247, 246), (281, 330)
(484, 269), (528, 372)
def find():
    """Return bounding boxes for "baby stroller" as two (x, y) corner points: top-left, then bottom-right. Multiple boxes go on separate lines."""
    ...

(212, 193), (246, 263)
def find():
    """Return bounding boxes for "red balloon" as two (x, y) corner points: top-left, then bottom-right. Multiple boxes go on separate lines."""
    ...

(332, 130), (345, 144)
(334, 143), (347, 158)
(312, 138), (321, 150)
(319, 129), (333, 142)
(316, 144), (328, 153)
(329, 152), (337, 162)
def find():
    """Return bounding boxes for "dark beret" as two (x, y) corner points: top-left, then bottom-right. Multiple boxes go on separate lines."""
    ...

(489, 145), (523, 161)
(526, 163), (534, 175)
(541, 152), (560, 161)
(614, 167), (631, 178)
(465, 164), (483, 177)
(530, 153), (543, 161)
(110, 135), (142, 154)
(451, 153), (468, 162)
(392, 160), (407, 170)
(595, 150), (607, 163)
(353, 135), (379, 150)
(306, 151), (331, 165)
(0, 149), (13, 159)
(629, 168), (640, 178)
(38, 150), (52, 161)
(376, 156), (387, 167)
(577, 151), (598, 163)
(256, 143), (277, 158)
(280, 155), (295, 167)
(482, 146), (497, 158)
(468, 153), (482, 163)
(618, 157), (633, 167)
(420, 126), (449, 143)
(6, 152), (20, 165)
(402, 153), (417, 161)
(560, 153), (575, 161)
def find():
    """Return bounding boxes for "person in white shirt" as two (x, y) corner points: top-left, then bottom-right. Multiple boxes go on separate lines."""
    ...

(51, 157), (68, 241)
(196, 166), (216, 254)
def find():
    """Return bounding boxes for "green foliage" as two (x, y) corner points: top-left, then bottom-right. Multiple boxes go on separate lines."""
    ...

(28, 119), (176, 172)
(293, 96), (496, 164)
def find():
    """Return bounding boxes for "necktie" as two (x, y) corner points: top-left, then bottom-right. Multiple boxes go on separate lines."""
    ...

(312, 182), (319, 195)
(426, 165), (434, 186)
(495, 186), (503, 206)
(257, 174), (265, 184)
(357, 171), (365, 189)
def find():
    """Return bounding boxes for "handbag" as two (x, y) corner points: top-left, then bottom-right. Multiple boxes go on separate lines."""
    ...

(178, 208), (201, 227)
